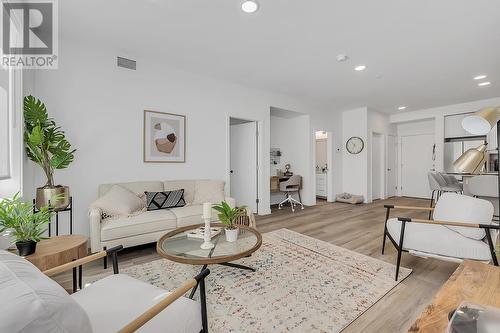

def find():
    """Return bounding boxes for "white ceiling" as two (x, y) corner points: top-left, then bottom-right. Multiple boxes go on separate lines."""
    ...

(61, 0), (500, 113)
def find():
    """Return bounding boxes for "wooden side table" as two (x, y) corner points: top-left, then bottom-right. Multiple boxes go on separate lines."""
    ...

(408, 261), (500, 332)
(24, 235), (88, 292)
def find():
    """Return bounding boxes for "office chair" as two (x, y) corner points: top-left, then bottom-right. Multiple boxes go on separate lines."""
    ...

(278, 175), (304, 212)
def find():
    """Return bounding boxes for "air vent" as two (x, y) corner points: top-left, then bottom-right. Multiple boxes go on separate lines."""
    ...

(117, 56), (136, 70)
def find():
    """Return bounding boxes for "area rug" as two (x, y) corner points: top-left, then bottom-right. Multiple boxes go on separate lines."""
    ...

(86, 229), (411, 332)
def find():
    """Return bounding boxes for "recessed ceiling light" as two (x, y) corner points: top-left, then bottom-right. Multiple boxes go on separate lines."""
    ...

(478, 81), (491, 87)
(398, 106), (407, 110)
(354, 65), (366, 71)
(474, 75), (487, 80)
(336, 54), (348, 62)
(241, 1), (259, 13)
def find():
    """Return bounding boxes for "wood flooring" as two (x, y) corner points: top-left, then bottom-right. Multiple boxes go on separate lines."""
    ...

(53, 197), (459, 333)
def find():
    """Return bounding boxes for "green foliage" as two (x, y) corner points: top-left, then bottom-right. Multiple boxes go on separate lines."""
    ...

(24, 95), (76, 187)
(212, 201), (247, 230)
(0, 193), (52, 243)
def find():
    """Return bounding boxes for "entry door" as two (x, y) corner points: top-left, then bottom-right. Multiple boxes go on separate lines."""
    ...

(401, 134), (435, 198)
(386, 135), (397, 197)
(230, 122), (258, 213)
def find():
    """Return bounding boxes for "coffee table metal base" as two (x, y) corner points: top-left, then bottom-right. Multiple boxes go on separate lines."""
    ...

(188, 261), (255, 299)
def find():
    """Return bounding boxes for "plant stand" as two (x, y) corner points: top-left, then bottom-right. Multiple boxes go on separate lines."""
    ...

(33, 197), (73, 237)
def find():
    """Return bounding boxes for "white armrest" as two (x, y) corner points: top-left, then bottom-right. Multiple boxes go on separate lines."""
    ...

(89, 206), (102, 253)
(225, 196), (236, 208)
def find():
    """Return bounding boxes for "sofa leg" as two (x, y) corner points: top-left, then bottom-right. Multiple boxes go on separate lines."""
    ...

(103, 246), (107, 269)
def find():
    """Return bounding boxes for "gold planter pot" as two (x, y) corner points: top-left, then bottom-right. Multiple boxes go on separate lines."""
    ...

(35, 186), (70, 211)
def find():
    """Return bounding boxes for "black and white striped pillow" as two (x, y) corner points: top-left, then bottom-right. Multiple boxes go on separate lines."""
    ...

(145, 189), (186, 211)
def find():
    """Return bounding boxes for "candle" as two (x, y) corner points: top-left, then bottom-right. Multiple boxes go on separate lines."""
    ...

(203, 202), (212, 219)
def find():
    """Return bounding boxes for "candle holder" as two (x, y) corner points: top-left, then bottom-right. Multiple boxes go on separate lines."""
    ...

(200, 216), (215, 249)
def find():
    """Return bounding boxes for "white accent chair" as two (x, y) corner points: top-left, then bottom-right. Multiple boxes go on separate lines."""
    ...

(464, 175), (499, 221)
(382, 193), (498, 281)
(277, 175), (304, 212)
(0, 247), (210, 333)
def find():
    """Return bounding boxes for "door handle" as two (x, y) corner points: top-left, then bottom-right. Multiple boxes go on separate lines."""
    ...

(230, 170), (234, 174)
(387, 168), (391, 171)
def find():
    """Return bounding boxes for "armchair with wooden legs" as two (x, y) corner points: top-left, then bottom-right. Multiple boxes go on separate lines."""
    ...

(0, 245), (210, 333)
(382, 193), (499, 281)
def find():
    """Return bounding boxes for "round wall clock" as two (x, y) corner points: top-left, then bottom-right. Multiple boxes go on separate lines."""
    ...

(346, 136), (364, 154)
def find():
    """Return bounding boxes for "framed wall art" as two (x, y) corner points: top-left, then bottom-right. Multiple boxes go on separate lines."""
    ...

(144, 110), (185, 163)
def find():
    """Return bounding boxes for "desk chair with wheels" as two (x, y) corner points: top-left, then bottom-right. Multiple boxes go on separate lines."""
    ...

(278, 175), (304, 212)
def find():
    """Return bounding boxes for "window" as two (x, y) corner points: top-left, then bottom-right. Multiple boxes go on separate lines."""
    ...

(0, 68), (23, 199)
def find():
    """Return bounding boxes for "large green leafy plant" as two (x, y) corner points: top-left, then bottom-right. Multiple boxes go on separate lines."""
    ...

(24, 95), (75, 187)
(212, 201), (247, 230)
(0, 193), (52, 243)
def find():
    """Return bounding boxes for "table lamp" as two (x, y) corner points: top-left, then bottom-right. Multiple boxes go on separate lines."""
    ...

(454, 106), (500, 217)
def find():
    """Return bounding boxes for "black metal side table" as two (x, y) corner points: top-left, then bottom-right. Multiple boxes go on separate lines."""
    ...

(33, 197), (73, 237)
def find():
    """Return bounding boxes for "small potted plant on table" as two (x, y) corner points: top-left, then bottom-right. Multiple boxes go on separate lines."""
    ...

(0, 193), (52, 256)
(212, 201), (247, 242)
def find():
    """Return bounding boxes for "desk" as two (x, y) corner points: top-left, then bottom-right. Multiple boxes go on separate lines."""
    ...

(408, 261), (500, 332)
(270, 176), (290, 193)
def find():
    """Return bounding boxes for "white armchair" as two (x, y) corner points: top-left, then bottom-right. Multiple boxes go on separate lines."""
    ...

(0, 246), (210, 333)
(382, 193), (499, 281)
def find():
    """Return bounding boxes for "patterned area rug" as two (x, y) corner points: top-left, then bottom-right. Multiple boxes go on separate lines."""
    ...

(87, 229), (411, 332)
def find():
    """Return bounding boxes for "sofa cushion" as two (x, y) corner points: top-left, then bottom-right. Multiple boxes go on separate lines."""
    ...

(192, 180), (225, 205)
(92, 185), (145, 217)
(101, 210), (177, 241)
(145, 190), (186, 211)
(386, 218), (492, 261)
(0, 250), (93, 333)
(433, 193), (494, 240)
(170, 205), (219, 227)
(72, 274), (201, 333)
(99, 181), (164, 197)
(164, 180), (196, 205)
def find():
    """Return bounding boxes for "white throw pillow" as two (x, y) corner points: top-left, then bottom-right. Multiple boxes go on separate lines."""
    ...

(0, 250), (93, 333)
(192, 180), (225, 205)
(92, 185), (144, 217)
(433, 193), (494, 240)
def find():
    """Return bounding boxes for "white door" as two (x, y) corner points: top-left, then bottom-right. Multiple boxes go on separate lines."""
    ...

(230, 121), (258, 213)
(372, 134), (384, 200)
(386, 135), (397, 197)
(401, 134), (435, 198)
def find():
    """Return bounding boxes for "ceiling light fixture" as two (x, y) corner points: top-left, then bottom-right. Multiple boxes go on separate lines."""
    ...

(354, 65), (366, 71)
(474, 75), (487, 80)
(478, 81), (491, 87)
(241, 0), (259, 13)
(398, 106), (407, 110)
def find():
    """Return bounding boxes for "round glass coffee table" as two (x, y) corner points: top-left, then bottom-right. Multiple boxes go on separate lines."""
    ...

(157, 223), (262, 272)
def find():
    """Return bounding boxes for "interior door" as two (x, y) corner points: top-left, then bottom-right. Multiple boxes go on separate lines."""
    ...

(386, 135), (397, 197)
(401, 134), (435, 198)
(372, 134), (383, 200)
(230, 121), (258, 213)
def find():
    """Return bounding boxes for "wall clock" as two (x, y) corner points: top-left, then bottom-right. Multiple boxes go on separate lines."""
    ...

(346, 136), (364, 154)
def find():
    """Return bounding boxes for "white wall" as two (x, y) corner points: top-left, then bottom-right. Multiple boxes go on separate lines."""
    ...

(269, 114), (313, 205)
(390, 97), (500, 173)
(27, 39), (323, 236)
(342, 108), (368, 200)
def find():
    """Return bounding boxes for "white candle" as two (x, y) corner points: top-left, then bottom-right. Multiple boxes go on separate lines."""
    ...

(203, 202), (212, 219)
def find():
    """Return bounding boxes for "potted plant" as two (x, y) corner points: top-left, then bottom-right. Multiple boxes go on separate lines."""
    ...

(24, 95), (76, 210)
(212, 201), (247, 242)
(0, 193), (52, 256)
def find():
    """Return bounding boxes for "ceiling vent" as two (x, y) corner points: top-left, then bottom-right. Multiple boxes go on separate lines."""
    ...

(117, 56), (136, 70)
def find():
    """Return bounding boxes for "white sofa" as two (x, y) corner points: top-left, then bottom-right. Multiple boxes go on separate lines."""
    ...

(0, 249), (208, 333)
(89, 180), (235, 253)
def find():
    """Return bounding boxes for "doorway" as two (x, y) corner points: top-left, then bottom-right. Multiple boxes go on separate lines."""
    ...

(229, 118), (259, 213)
(314, 131), (334, 202)
(401, 134), (435, 198)
(371, 133), (384, 200)
(386, 134), (397, 197)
